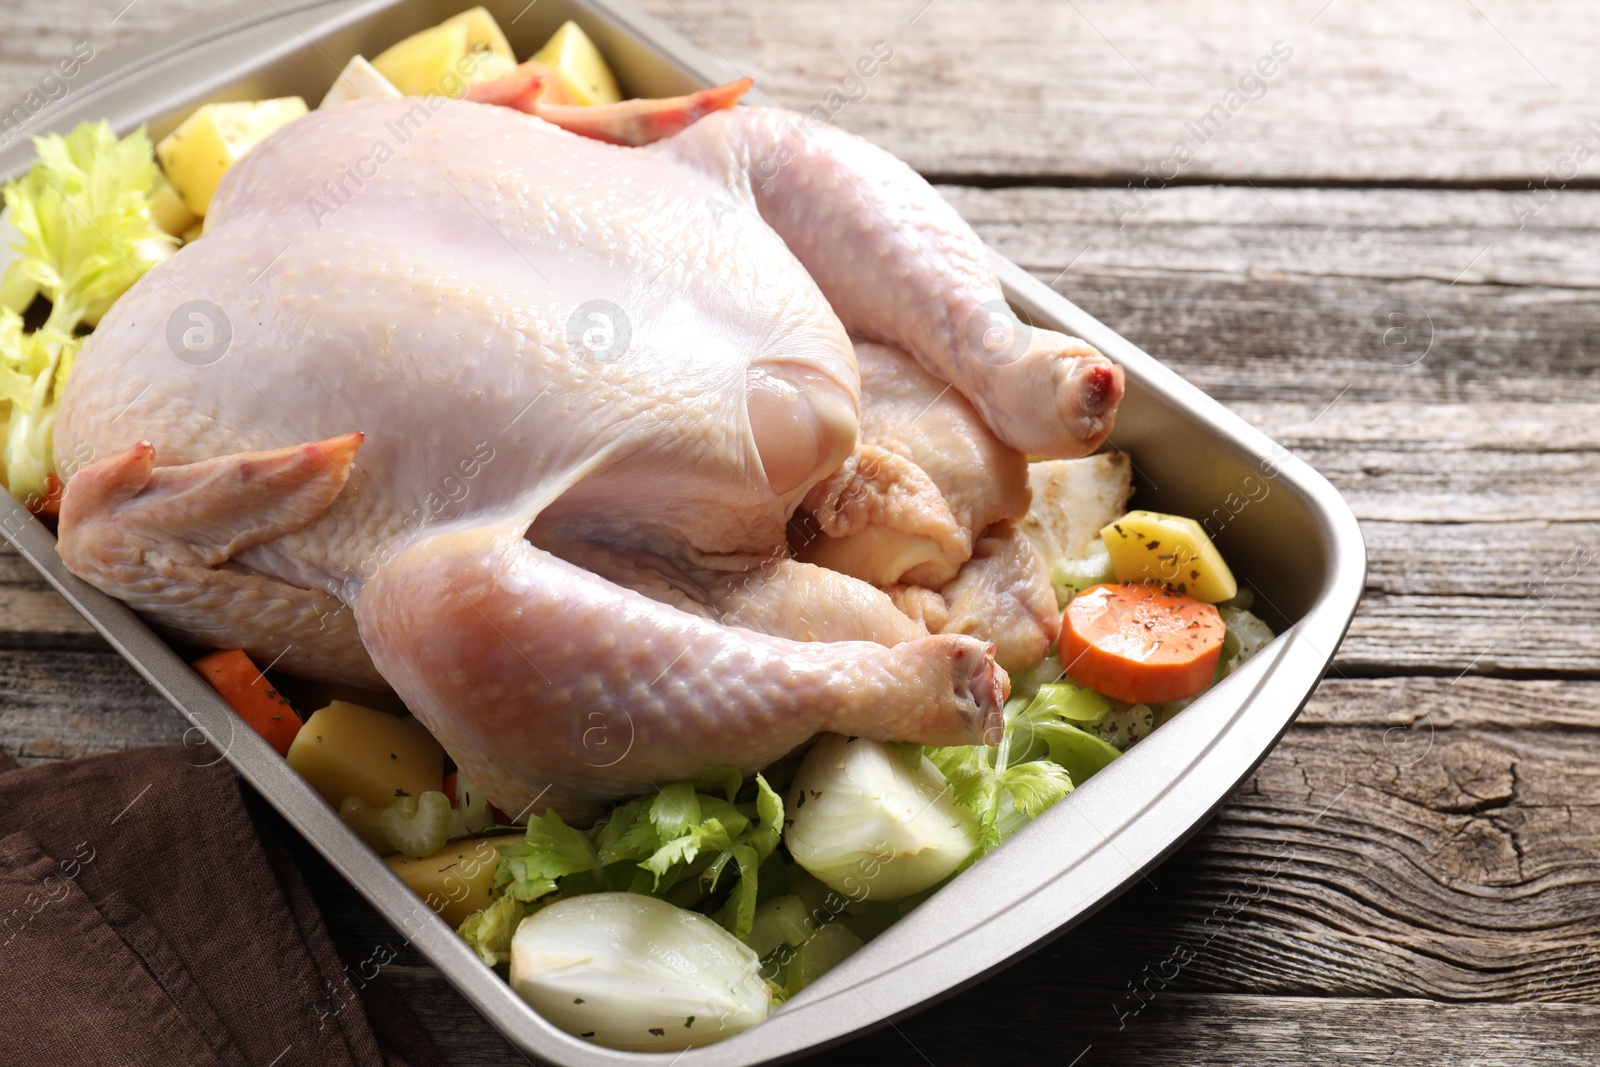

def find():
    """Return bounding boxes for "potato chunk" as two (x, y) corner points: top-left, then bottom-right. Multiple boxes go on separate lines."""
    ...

(441, 6), (515, 61)
(147, 174), (197, 236)
(531, 20), (622, 105)
(286, 700), (443, 809)
(386, 834), (521, 927)
(319, 55), (402, 108)
(371, 7), (515, 98)
(156, 97), (308, 215)
(1100, 510), (1238, 603)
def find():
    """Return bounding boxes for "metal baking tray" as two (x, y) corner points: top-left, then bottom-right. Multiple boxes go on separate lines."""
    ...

(0, 1), (1366, 1062)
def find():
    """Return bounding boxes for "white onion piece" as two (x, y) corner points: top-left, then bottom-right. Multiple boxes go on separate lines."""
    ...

(509, 893), (770, 1051)
(785, 734), (978, 901)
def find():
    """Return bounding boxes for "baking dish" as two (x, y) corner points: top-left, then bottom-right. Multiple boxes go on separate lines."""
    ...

(0, 1), (1366, 1062)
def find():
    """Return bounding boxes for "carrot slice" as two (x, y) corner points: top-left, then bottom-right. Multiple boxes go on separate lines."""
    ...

(1059, 583), (1224, 704)
(23, 471), (64, 521)
(192, 649), (302, 757)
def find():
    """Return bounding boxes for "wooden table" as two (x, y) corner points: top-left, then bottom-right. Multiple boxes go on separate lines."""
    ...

(5, 1), (1599, 1062)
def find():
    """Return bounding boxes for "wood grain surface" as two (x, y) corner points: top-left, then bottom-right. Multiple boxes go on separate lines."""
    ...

(3, 1), (1598, 1065)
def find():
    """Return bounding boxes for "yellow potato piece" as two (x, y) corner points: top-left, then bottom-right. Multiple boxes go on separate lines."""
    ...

(469, 52), (517, 84)
(155, 97), (307, 216)
(531, 20), (622, 105)
(1100, 510), (1238, 603)
(287, 700), (444, 809)
(439, 6), (515, 60)
(147, 174), (197, 236)
(372, 22), (471, 96)
(371, 11), (515, 98)
(386, 835), (521, 927)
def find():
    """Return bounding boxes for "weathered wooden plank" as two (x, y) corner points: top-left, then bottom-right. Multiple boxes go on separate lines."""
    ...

(874, 993), (1600, 1067)
(1360, 520), (1597, 605)
(389, 965), (1600, 1065)
(909, 721), (1598, 1002)
(942, 184), (1600, 290)
(1342, 592), (1600, 675)
(1301, 676), (1600, 731)
(0, 547), (102, 647)
(383, 966), (1600, 1067)
(938, 186), (1600, 411)
(6, 0), (1600, 186)
(1043, 270), (1600, 409)
(1338, 521), (1600, 675)
(0, 649), (186, 763)
(1228, 419), (1598, 523)
(379, 967), (524, 1067)
(633, 0), (1600, 186)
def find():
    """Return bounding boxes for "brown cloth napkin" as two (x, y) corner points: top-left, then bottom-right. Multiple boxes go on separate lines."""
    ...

(0, 743), (449, 1067)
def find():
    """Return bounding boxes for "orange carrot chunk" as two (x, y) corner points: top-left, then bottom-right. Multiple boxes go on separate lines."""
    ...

(24, 472), (64, 521)
(192, 649), (302, 757)
(1059, 583), (1225, 704)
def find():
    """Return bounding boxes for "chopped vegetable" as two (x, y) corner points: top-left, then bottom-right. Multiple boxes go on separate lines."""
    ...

(1019, 453), (1133, 568)
(485, 768), (784, 943)
(1088, 701), (1156, 748)
(459, 893), (526, 966)
(447, 771), (493, 839)
(1050, 537), (1117, 605)
(373, 23), (472, 96)
(1218, 605), (1276, 677)
(0, 212), (32, 312)
(146, 174), (197, 237)
(1146, 606), (1278, 727)
(747, 894), (812, 959)
(1022, 681), (1154, 750)
(1014, 677), (1111, 724)
(493, 807), (601, 903)
(370, 7), (516, 98)
(340, 791), (452, 858)
(319, 55), (402, 108)
(2, 122), (172, 502)
(155, 97), (308, 215)
(531, 20), (623, 105)
(784, 735), (977, 900)
(1011, 650), (1065, 696)
(387, 833), (522, 927)
(1100, 510), (1238, 603)
(1009, 688), (1125, 786)
(1060, 583), (1225, 704)
(785, 921), (863, 995)
(925, 733), (1073, 855)
(386, 790), (452, 858)
(508, 893), (770, 1051)
(440, 5), (515, 61)
(285, 700), (444, 808)
(191, 649), (301, 756)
